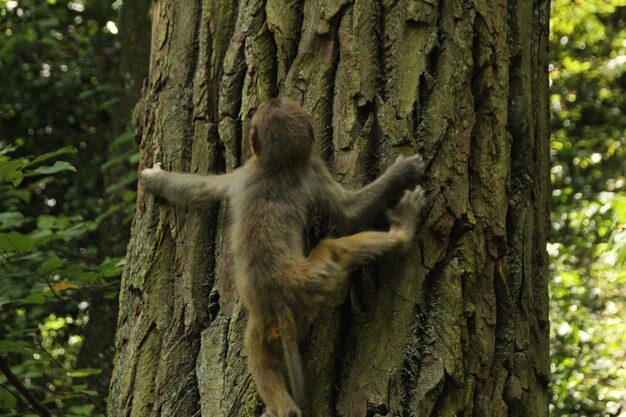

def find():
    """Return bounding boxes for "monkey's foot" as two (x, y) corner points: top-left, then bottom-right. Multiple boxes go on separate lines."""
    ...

(387, 185), (425, 238)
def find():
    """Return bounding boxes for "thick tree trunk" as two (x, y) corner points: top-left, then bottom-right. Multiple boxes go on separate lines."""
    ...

(108, 1), (550, 416)
(76, 0), (152, 404)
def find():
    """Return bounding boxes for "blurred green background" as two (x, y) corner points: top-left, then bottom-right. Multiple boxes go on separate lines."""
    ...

(0, 0), (625, 416)
(550, 0), (626, 415)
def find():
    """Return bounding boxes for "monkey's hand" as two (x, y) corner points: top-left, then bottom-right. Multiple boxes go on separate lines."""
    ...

(387, 185), (425, 242)
(142, 162), (163, 176)
(139, 163), (164, 194)
(388, 154), (425, 183)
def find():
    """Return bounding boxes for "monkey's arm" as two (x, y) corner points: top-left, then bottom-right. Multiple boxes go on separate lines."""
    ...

(313, 155), (424, 232)
(140, 163), (234, 206)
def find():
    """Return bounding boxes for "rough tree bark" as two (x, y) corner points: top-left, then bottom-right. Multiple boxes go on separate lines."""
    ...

(75, 0), (152, 403)
(108, 1), (550, 416)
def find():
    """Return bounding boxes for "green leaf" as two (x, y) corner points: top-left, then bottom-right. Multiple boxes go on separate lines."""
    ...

(37, 214), (63, 230)
(93, 204), (122, 225)
(39, 255), (65, 272)
(100, 97), (121, 110)
(58, 222), (92, 239)
(35, 214), (84, 231)
(97, 257), (125, 278)
(69, 404), (95, 415)
(0, 34), (18, 62)
(38, 16), (60, 28)
(122, 190), (137, 203)
(30, 146), (77, 165)
(31, 160), (76, 175)
(105, 171), (137, 193)
(68, 368), (102, 378)
(0, 340), (31, 354)
(109, 130), (135, 150)
(45, 316), (66, 330)
(0, 389), (18, 410)
(0, 212), (26, 230)
(71, 384), (89, 393)
(9, 188), (31, 203)
(100, 148), (135, 172)
(71, 385), (98, 396)
(0, 158), (28, 186)
(0, 231), (36, 253)
(16, 292), (47, 305)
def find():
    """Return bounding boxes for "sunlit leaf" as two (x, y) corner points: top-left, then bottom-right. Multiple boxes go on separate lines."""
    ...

(50, 282), (79, 292)
(44, 316), (66, 330)
(68, 368), (102, 378)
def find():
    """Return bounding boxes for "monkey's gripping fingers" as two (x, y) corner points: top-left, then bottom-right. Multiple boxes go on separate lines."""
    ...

(141, 162), (162, 176)
(139, 163), (164, 194)
(387, 185), (425, 240)
(386, 154), (426, 188)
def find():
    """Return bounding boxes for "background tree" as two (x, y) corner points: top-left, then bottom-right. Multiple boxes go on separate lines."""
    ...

(109, 1), (551, 417)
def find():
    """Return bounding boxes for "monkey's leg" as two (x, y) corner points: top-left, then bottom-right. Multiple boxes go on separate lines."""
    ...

(246, 319), (301, 417)
(298, 230), (413, 324)
(309, 230), (407, 271)
(295, 230), (407, 321)
(300, 186), (425, 310)
(314, 186), (424, 270)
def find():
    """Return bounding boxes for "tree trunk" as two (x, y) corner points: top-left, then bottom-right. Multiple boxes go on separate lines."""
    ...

(75, 0), (152, 404)
(108, 1), (550, 416)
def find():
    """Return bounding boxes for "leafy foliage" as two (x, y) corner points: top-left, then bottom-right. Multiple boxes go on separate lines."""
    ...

(0, 146), (125, 416)
(549, 1), (626, 415)
(0, 1), (134, 416)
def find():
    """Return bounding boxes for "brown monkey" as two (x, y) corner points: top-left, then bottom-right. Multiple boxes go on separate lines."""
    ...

(140, 97), (425, 417)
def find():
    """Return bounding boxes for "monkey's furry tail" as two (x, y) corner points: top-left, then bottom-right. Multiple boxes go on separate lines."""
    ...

(277, 308), (305, 409)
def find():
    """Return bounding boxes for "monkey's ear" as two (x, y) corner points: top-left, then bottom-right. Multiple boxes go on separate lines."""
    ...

(250, 126), (259, 155)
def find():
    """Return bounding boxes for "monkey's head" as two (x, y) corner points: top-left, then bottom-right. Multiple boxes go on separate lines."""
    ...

(250, 97), (314, 170)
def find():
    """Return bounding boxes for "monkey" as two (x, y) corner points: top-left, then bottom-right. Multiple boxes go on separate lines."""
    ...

(140, 97), (426, 417)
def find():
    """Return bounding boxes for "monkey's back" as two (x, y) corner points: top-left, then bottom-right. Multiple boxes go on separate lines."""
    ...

(229, 160), (317, 317)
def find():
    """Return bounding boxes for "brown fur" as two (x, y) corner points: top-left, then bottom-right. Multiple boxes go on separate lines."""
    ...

(140, 97), (426, 417)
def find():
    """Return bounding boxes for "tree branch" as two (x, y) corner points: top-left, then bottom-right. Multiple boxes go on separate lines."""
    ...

(0, 357), (51, 417)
